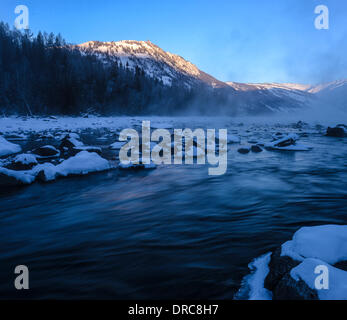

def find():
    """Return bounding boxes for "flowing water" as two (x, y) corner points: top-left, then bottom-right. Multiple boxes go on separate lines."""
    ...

(0, 117), (346, 299)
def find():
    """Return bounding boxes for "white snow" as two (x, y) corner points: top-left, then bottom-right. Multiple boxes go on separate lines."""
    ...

(0, 136), (22, 157)
(291, 258), (347, 300)
(14, 154), (38, 165)
(280, 225), (347, 300)
(0, 151), (112, 185)
(235, 253), (272, 300)
(56, 151), (110, 176)
(237, 225), (347, 300)
(281, 225), (347, 264)
(31, 162), (58, 181)
(68, 137), (84, 147)
(265, 133), (312, 151)
(0, 167), (36, 184)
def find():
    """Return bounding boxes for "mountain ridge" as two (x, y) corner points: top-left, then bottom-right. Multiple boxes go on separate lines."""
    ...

(76, 40), (227, 89)
(75, 39), (347, 114)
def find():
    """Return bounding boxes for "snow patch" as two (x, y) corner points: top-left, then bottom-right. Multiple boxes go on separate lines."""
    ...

(235, 253), (272, 300)
(0, 136), (22, 157)
(281, 225), (347, 264)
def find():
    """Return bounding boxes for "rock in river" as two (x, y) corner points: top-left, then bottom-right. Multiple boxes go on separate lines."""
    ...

(326, 126), (346, 138)
(33, 145), (60, 159)
(251, 145), (263, 153)
(238, 147), (250, 154)
(7, 154), (38, 171)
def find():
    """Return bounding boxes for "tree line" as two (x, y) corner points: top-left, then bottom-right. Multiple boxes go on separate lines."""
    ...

(0, 22), (236, 116)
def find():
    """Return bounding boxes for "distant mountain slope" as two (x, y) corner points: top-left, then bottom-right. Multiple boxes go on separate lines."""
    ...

(308, 80), (347, 111)
(75, 40), (346, 114)
(226, 82), (314, 113)
(76, 40), (227, 88)
(307, 79), (347, 94)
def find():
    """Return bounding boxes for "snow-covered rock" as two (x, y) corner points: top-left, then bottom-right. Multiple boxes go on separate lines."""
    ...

(119, 161), (156, 170)
(0, 167), (36, 186)
(0, 136), (22, 157)
(0, 151), (112, 186)
(32, 162), (58, 182)
(326, 126), (346, 138)
(8, 154), (38, 170)
(250, 145), (263, 153)
(33, 145), (60, 159)
(59, 134), (83, 151)
(290, 258), (347, 300)
(56, 151), (111, 176)
(237, 225), (347, 300)
(265, 134), (312, 151)
(281, 225), (347, 265)
(238, 147), (251, 154)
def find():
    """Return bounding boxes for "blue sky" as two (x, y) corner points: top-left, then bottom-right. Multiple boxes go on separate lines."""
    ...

(1, 0), (346, 84)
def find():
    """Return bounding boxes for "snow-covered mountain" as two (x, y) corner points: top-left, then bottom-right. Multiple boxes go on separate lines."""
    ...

(75, 40), (346, 114)
(307, 79), (347, 94)
(226, 80), (347, 113)
(76, 40), (226, 88)
(226, 82), (314, 113)
(307, 80), (347, 111)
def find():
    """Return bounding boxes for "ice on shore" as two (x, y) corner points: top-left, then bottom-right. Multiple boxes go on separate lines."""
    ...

(0, 136), (22, 157)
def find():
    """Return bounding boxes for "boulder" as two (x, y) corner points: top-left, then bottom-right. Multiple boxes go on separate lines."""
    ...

(264, 247), (318, 300)
(326, 126), (346, 138)
(0, 170), (23, 186)
(7, 154), (38, 171)
(0, 136), (22, 157)
(33, 145), (60, 158)
(73, 146), (102, 155)
(272, 274), (318, 300)
(238, 147), (250, 154)
(119, 162), (156, 171)
(59, 134), (102, 156)
(59, 134), (83, 150)
(251, 145), (263, 153)
(0, 167), (35, 187)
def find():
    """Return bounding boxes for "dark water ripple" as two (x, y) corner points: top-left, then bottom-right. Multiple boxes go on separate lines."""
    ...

(0, 122), (346, 299)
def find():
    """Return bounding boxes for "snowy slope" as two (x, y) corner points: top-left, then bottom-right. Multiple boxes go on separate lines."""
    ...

(226, 82), (314, 113)
(76, 40), (226, 88)
(75, 40), (346, 114)
(307, 79), (347, 94)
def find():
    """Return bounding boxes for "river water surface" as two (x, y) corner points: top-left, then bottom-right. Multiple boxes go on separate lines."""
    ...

(0, 117), (346, 299)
